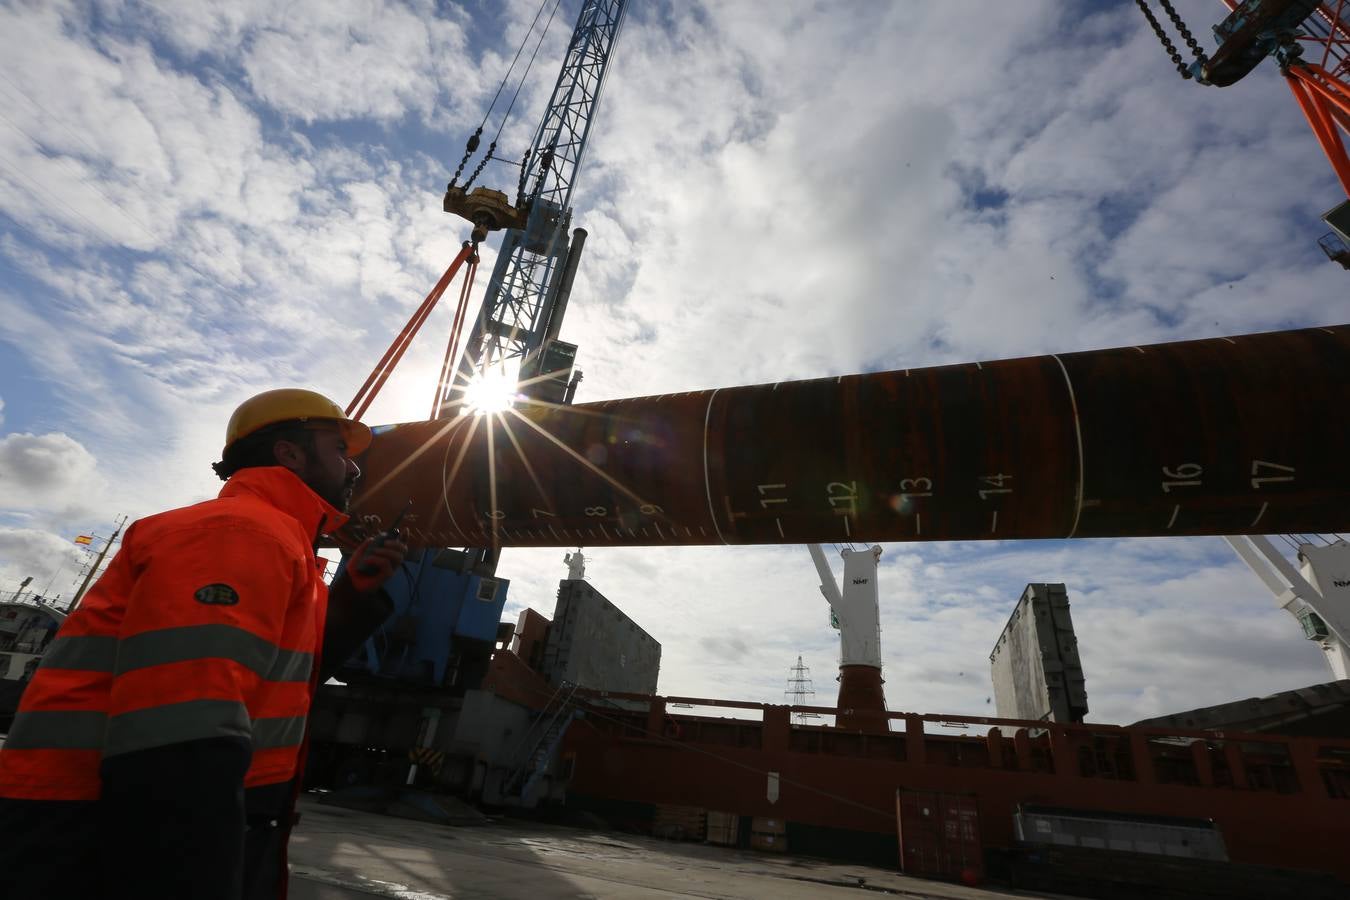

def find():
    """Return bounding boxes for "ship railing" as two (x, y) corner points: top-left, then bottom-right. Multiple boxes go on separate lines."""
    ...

(563, 688), (1350, 802)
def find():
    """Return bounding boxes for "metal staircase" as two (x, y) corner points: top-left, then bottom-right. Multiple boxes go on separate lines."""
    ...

(503, 681), (580, 802)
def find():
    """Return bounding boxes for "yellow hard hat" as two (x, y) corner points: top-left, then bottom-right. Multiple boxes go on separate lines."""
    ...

(222, 389), (372, 456)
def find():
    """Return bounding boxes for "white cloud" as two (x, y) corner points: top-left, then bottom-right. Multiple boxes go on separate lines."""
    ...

(127, 0), (490, 128)
(563, 0), (1345, 403)
(0, 527), (89, 602)
(0, 431), (103, 515)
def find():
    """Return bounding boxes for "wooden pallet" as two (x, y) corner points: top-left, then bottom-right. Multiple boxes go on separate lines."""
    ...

(653, 804), (706, 841)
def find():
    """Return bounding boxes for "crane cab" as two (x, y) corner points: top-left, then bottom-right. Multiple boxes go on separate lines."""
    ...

(1322, 200), (1350, 269)
(1319, 232), (1350, 269)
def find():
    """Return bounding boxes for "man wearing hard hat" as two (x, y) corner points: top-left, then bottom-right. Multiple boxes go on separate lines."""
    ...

(0, 389), (406, 900)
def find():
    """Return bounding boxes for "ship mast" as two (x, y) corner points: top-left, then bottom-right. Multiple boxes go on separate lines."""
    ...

(70, 515), (127, 610)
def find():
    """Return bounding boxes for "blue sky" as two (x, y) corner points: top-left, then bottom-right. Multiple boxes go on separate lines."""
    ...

(0, 0), (1344, 724)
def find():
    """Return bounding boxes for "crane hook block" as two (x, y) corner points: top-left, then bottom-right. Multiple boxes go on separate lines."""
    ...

(443, 185), (530, 243)
(1198, 0), (1320, 86)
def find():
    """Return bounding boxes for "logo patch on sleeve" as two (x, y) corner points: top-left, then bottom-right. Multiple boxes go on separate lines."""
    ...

(194, 583), (240, 606)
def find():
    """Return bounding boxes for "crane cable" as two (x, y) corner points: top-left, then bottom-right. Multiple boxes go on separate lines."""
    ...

(448, 0), (550, 187)
(450, 0), (565, 193)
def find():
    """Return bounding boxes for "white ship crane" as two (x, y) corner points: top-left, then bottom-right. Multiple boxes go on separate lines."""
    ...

(806, 544), (888, 731)
(1226, 535), (1350, 680)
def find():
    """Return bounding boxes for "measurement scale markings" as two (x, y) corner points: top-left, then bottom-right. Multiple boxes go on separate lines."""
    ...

(1167, 504), (1180, 529)
(1250, 501), (1268, 528)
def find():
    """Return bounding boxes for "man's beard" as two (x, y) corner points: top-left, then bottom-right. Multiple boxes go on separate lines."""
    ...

(305, 465), (357, 511)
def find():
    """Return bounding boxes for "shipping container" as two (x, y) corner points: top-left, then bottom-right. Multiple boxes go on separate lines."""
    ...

(896, 790), (982, 882)
(1013, 805), (1227, 859)
(706, 811), (740, 846)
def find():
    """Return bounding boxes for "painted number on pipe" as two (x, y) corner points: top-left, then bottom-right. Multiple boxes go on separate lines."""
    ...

(898, 477), (932, 499)
(758, 483), (789, 508)
(1161, 463), (1203, 493)
(828, 481), (858, 516)
(1251, 460), (1295, 489)
(979, 473), (1012, 500)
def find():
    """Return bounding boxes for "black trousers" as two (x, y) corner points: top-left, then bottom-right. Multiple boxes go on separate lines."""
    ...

(0, 797), (101, 899)
(0, 793), (290, 899)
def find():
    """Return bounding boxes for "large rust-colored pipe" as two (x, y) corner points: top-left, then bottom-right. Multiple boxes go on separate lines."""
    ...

(345, 324), (1350, 548)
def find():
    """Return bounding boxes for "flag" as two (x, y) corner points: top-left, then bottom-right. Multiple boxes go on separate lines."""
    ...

(74, 535), (93, 545)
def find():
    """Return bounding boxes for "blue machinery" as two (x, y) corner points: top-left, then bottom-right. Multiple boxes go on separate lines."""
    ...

(338, 551), (510, 686)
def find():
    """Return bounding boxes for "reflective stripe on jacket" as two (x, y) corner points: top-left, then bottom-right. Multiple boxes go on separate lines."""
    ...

(0, 467), (347, 801)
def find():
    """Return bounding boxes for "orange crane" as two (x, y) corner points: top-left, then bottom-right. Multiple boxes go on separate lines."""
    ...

(1137, 1), (1350, 266)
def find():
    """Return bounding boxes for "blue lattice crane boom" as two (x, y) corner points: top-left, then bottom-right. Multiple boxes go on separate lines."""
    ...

(441, 0), (627, 417)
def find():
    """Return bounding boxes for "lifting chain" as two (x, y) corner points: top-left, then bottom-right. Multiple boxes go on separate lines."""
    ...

(531, 145), (555, 199)
(1158, 0), (1210, 64)
(449, 127), (482, 190)
(516, 149), (532, 207)
(1135, 0), (1203, 79)
(462, 140), (497, 192)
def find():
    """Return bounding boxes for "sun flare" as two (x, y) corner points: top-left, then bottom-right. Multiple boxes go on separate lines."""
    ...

(462, 368), (518, 416)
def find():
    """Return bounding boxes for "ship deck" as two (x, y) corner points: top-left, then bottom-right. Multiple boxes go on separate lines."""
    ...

(287, 796), (1053, 899)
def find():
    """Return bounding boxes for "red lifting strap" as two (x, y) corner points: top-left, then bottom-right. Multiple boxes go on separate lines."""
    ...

(346, 241), (477, 422)
(432, 251), (480, 419)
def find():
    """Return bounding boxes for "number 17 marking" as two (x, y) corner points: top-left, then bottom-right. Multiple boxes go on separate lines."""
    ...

(1251, 460), (1295, 489)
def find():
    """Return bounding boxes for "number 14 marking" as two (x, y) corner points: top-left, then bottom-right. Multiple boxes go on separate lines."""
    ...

(979, 474), (1011, 500)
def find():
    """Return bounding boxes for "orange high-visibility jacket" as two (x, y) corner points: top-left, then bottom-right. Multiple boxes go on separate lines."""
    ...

(0, 467), (349, 801)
